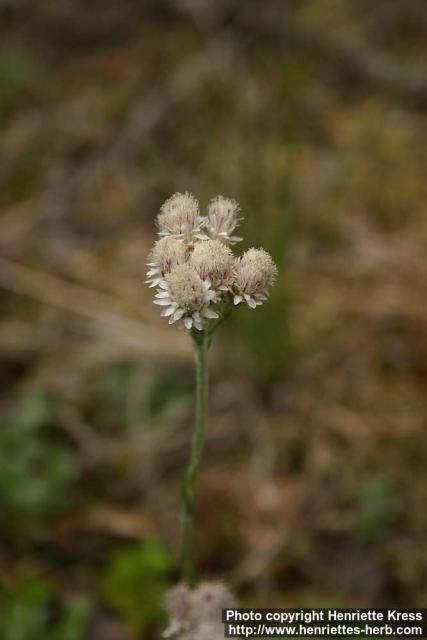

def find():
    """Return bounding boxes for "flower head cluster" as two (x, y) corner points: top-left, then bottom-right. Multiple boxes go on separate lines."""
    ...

(163, 581), (235, 639)
(147, 192), (277, 330)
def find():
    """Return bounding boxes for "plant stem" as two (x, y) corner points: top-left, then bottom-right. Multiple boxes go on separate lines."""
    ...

(181, 329), (209, 587)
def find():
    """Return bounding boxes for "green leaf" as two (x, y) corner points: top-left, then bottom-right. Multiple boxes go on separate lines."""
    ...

(357, 474), (401, 542)
(0, 386), (78, 540)
(102, 539), (174, 633)
(0, 43), (42, 122)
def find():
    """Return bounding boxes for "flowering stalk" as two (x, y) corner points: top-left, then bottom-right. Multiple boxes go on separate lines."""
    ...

(181, 329), (209, 587)
(146, 192), (277, 588)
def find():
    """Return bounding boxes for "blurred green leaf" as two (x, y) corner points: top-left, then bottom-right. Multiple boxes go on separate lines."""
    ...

(0, 577), (51, 640)
(143, 369), (192, 420)
(81, 362), (135, 433)
(82, 363), (193, 428)
(102, 539), (173, 633)
(357, 474), (401, 542)
(0, 576), (91, 640)
(53, 597), (92, 640)
(0, 386), (78, 540)
(7, 385), (52, 431)
(230, 176), (296, 382)
(0, 43), (42, 122)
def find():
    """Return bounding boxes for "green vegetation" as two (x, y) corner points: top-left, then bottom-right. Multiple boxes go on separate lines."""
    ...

(0, 387), (78, 541)
(358, 474), (401, 542)
(0, 43), (42, 122)
(102, 540), (174, 634)
(0, 576), (91, 640)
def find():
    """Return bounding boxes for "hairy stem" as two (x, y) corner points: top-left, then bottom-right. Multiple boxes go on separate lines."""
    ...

(181, 329), (209, 587)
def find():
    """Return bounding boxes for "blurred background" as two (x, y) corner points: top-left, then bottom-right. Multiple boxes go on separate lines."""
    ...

(1, 0), (427, 637)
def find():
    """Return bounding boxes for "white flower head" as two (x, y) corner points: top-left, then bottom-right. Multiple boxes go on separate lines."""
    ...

(165, 583), (192, 621)
(206, 196), (242, 244)
(157, 192), (207, 243)
(192, 621), (225, 640)
(163, 581), (235, 640)
(146, 236), (187, 287)
(163, 584), (192, 639)
(233, 248), (278, 308)
(191, 582), (235, 623)
(154, 263), (219, 330)
(190, 239), (235, 295)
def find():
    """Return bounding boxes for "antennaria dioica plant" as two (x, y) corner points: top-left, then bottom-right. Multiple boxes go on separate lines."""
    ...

(146, 193), (277, 589)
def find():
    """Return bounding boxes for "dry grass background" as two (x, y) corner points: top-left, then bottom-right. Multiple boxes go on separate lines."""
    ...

(1, 1), (427, 638)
